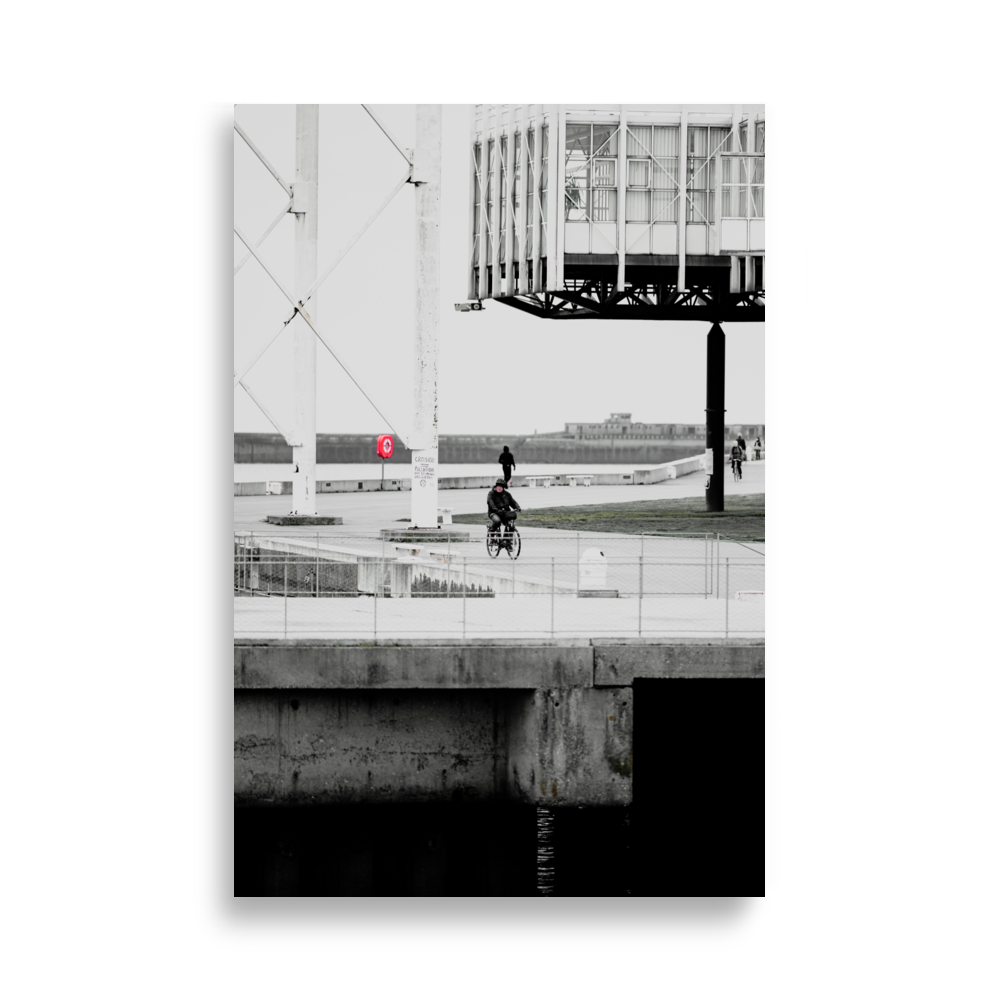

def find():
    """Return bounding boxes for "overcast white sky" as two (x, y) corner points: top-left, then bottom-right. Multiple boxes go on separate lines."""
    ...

(234, 104), (764, 438)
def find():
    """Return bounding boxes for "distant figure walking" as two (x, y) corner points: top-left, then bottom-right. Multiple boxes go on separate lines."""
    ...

(754, 436), (762, 461)
(737, 433), (747, 461)
(499, 445), (516, 486)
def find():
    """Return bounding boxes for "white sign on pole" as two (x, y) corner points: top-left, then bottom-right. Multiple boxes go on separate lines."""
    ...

(410, 448), (438, 527)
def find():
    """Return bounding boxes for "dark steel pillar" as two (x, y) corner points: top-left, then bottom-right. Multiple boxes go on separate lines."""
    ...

(705, 322), (725, 512)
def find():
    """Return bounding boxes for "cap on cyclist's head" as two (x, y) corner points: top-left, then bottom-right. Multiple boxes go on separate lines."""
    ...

(495, 478), (506, 488)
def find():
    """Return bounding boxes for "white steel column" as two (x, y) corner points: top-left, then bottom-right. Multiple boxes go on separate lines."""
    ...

(545, 107), (559, 291)
(292, 104), (318, 514)
(467, 106), (478, 300)
(531, 110), (542, 292)
(616, 106), (627, 290)
(410, 104), (442, 528)
(478, 107), (491, 301)
(515, 106), (527, 294)
(488, 107), (501, 298)
(555, 106), (567, 292)
(746, 110), (756, 291)
(502, 110), (515, 296)
(678, 109), (687, 293)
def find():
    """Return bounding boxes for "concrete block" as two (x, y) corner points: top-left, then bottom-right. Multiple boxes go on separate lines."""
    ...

(234, 689), (524, 805)
(234, 643), (595, 690)
(593, 642), (765, 684)
(508, 687), (632, 807)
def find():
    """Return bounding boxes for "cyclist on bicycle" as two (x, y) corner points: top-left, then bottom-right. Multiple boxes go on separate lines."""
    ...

(487, 478), (521, 538)
(730, 443), (743, 479)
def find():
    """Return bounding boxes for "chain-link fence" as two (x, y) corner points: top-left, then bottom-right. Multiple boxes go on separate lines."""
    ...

(234, 530), (763, 639)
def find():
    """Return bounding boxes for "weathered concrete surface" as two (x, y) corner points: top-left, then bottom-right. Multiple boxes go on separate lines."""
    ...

(235, 689), (527, 805)
(235, 643), (595, 690)
(508, 687), (632, 807)
(234, 686), (631, 807)
(594, 641), (764, 684)
(233, 639), (760, 808)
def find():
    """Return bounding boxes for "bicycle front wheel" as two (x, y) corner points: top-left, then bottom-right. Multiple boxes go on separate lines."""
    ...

(507, 529), (521, 560)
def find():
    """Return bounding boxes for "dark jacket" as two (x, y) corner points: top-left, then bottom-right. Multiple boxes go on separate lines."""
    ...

(487, 487), (521, 514)
(499, 450), (516, 470)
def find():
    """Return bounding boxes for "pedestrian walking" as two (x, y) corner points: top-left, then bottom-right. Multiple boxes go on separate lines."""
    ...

(499, 445), (516, 486)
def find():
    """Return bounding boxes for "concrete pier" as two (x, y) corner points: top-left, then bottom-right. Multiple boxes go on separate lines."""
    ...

(234, 639), (763, 808)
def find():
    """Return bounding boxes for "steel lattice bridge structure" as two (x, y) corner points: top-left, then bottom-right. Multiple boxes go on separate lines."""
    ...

(498, 276), (763, 322)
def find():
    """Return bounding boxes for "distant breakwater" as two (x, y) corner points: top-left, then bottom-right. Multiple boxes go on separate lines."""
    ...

(235, 433), (705, 466)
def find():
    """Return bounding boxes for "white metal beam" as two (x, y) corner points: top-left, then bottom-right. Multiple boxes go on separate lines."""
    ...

(502, 112), (514, 296)
(297, 307), (411, 449)
(234, 121), (293, 197)
(361, 104), (411, 165)
(292, 104), (319, 515)
(489, 106), (501, 297)
(236, 374), (299, 445)
(545, 107), (558, 291)
(531, 110), (542, 292)
(410, 104), (442, 527)
(678, 110), (687, 292)
(234, 199), (292, 275)
(233, 308), (297, 386)
(467, 106), (479, 300)
(234, 224), (296, 307)
(515, 106), (527, 294)
(301, 169), (410, 306)
(555, 105), (566, 291)
(617, 108), (627, 289)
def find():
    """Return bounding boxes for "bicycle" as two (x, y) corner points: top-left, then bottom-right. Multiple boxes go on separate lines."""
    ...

(731, 458), (743, 482)
(486, 516), (521, 559)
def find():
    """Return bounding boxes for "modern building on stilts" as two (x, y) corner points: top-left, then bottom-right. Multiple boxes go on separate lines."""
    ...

(464, 103), (764, 510)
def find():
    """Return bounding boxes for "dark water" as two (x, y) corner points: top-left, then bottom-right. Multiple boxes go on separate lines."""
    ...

(234, 679), (762, 896)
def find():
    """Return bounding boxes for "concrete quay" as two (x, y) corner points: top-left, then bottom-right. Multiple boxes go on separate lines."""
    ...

(234, 638), (762, 809)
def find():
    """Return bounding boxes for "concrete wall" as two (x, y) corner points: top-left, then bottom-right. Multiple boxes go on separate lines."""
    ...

(235, 471), (645, 496)
(235, 432), (705, 467)
(234, 640), (762, 808)
(633, 453), (708, 485)
(234, 481), (268, 496)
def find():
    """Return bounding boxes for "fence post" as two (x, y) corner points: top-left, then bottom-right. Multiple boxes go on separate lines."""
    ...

(550, 557), (555, 637)
(725, 557), (729, 638)
(462, 557), (467, 639)
(284, 552), (288, 639)
(638, 554), (643, 636)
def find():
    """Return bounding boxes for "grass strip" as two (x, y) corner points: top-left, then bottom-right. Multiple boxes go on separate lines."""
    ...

(453, 493), (764, 542)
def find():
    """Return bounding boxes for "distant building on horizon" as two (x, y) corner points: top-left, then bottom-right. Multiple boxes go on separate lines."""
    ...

(533, 413), (764, 443)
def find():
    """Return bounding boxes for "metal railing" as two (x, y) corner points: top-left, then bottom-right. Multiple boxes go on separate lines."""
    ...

(233, 530), (764, 640)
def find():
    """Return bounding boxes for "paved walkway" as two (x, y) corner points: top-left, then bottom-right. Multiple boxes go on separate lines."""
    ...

(234, 592), (764, 641)
(234, 459), (765, 535)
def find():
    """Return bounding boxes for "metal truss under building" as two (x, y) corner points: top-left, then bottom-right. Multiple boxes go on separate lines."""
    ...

(468, 104), (764, 322)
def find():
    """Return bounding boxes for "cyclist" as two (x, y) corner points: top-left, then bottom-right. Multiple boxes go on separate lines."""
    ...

(487, 478), (521, 541)
(730, 443), (743, 480)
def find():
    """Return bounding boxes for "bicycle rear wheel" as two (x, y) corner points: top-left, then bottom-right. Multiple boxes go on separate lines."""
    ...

(486, 528), (501, 558)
